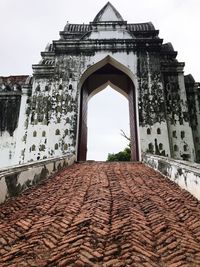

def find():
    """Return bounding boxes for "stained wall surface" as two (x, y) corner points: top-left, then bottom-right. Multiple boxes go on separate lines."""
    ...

(0, 3), (199, 167)
(143, 153), (200, 201)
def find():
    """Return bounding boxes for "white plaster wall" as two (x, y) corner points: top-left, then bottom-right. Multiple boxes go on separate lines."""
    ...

(79, 51), (138, 77)
(0, 155), (75, 204)
(7, 33), (191, 165)
(88, 28), (133, 39)
(64, 50), (171, 160)
(164, 73), (196, 162)
(193, 86), (200, 158)
(20, 77), (78, 164)
(75, 51), (139, 158)
(0, 18), (196, 168)
(138, 52), (171, 157)
(13, 90), (29, 165)
(0, 177), (7, 203)
(95, 5), (121, 22)
(178, 73), (195, 160)
(0, 131), (16, 168)
(169, 124), (195, 160)
(140, 122), (171, 157)
(144, 154), (200, 201)
(47, 51), (139, 160)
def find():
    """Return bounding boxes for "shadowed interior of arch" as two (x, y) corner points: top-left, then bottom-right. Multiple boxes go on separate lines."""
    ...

(78, 61), (139, 161)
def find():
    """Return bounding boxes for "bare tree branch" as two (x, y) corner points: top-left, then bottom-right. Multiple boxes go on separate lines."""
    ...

(120, 129), (131, 148)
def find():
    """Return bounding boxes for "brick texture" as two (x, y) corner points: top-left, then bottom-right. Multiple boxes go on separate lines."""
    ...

(0, 162), (200, 266)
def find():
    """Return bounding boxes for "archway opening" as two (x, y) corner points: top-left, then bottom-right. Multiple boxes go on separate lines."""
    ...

(78, 61), (139, 161)
(87, 85), (130, 161)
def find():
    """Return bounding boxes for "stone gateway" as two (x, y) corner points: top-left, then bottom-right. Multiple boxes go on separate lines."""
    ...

(0, 2), (200, 167)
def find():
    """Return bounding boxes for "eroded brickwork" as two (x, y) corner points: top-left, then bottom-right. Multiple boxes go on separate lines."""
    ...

(0, 162), (200, 266)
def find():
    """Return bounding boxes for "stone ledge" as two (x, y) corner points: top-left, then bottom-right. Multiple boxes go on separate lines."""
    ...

(0, 154), (76, 204)
(0, 91), (22, 96)
(143, 153), (200, 200)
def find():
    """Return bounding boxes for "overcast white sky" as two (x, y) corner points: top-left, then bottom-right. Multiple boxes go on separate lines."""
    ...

(0, 0), (200, 160)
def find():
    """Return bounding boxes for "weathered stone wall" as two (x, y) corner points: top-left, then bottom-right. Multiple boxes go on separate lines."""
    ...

(185, 76), (200, 162)
(0, 77), (32, 168)
(23, 51), (139, 163)
(0, 93), (21, 166)
(0, 94), (21, 136)
(0, 154), (75, 203)
(0, 76), (28, 167)
(0, 5), (198, 166)
(163, 71), (195, 161)
(137, 51), (171, 157)
(22, 54), (87, 163)
(1, 48), (196, 165)
(143, 153), (200, 200)
(22, 77), (78, 162)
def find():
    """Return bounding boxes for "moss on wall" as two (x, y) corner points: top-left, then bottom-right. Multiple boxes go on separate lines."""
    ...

(0, 95), (21, 136)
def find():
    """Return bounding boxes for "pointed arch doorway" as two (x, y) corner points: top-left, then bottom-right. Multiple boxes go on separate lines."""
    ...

(77, 57), (139, 161)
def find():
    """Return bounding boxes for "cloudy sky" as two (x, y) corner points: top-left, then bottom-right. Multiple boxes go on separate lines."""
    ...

(0, 0), (200, 160)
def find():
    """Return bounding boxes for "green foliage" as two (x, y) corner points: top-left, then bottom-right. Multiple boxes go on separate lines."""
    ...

(107, 147), (131, 162)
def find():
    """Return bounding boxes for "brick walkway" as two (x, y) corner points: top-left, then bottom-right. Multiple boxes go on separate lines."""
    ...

(0, 162), (200, 266)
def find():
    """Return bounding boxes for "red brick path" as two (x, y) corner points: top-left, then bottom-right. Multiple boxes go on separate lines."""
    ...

(0, 162), (200, 266)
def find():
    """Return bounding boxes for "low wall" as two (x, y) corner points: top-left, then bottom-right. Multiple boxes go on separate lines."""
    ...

(0, 154), (75, 204)
(143, 154), (200, 200)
